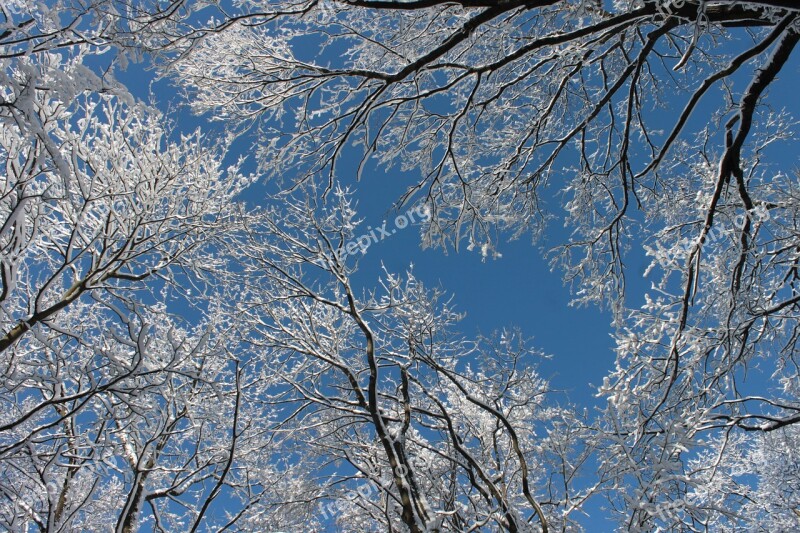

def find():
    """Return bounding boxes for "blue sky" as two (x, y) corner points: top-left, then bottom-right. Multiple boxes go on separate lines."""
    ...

(342, 192), (617, 404)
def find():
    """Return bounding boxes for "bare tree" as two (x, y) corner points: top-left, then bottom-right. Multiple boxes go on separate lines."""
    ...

(5, 0), (800, 529)
(160, 1), (800, 529)
(217, 184), (584, 532)
(0, 2), (281, 530)
(2, 5), (581, 528)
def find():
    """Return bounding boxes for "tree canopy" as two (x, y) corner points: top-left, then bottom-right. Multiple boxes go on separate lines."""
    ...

(1, 0), (799, 531)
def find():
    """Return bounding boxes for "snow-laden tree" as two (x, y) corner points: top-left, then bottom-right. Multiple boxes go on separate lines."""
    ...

(0, 2), (283, 530)
(0, 171), (586, 530)
(156, 1), (800, 529)
(5, 0), (799, 529)
(0, 89), (248, 347)
(2, 5), (583, 529)
(215, 184), (586, 532)
(1, 0), (253, 351)
(0, 293), (325, 532)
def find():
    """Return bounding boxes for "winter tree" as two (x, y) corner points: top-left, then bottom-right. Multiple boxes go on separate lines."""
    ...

(3, 0), (800, 530)
(0, 2), (263, 530)
(156, 0), (800, 530)
(2, 2), (582, 530)
(213, 184), (587, 531)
